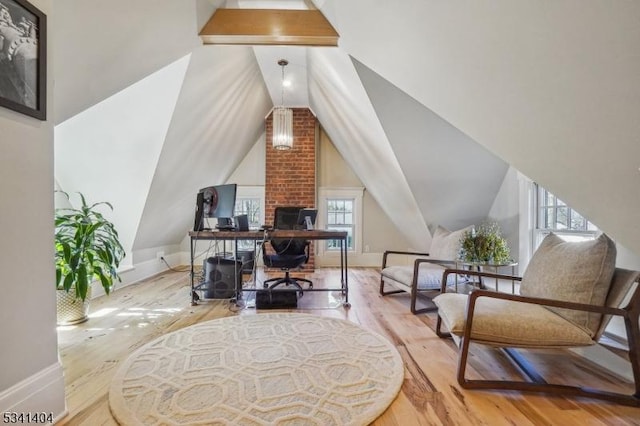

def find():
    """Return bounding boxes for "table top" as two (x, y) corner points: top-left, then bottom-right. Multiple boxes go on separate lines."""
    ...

(457, 260), (518, 267)
(189, 229), (347, 240)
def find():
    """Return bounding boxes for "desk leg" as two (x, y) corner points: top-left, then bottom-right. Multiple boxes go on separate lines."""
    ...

(190, 237), (198, 306)
(234, 238), (240, 304)
(339, 238), (344, 285)
(343, 236), (350, 308)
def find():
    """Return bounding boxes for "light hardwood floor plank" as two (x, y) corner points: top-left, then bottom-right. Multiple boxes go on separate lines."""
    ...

(56, 268), (640, 425)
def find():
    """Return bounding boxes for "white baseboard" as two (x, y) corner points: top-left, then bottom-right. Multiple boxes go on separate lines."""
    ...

(316, 252), (383, 268)
(0, 362), (66, 424)
(90, 253), (183, 299)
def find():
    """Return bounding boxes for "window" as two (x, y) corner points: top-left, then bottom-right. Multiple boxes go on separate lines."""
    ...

(234, 198), (261, 229)
(233, 186), (264, 250)
(534, 184), (598, 247)
(318, 187), (364, 256)
(326, 198), (354, 251)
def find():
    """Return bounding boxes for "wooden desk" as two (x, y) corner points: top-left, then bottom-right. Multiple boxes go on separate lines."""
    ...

(188, 229), (350, 307)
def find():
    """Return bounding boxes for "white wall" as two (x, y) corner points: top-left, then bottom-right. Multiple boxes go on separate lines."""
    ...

(488, 167), (520, 264)
(322, 0), (640, 257)
(227, 132), (267, 186)
(317, 128), (411, 265)
(0, 0), (65, 418)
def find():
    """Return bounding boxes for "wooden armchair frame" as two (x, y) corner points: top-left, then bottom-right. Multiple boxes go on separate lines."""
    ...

(435, 268), (640, 406)
(380, 250), (456, 314)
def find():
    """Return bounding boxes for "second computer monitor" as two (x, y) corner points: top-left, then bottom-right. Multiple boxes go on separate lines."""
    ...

(297, 208), (317, 230)
(193, 183), (237, 231)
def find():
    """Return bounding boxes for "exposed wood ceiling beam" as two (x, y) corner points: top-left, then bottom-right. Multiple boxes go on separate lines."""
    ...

(199, 9), (339, 46)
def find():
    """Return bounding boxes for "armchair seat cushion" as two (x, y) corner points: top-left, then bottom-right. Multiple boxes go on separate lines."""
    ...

(433, 293), (595, 348)
(382, 263), (459, 290)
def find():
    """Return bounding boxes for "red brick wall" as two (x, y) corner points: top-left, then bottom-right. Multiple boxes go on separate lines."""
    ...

(265, 108), (317, 269)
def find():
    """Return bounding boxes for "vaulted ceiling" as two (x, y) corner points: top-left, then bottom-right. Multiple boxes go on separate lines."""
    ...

(53, 0), (640, 260)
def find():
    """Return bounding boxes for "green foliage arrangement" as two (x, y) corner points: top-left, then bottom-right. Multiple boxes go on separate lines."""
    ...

(458, 222), (511, 264)
(55, 192), (126, 301)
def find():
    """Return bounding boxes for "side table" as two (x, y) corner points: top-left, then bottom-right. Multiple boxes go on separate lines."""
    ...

(456, 261), (519, 293)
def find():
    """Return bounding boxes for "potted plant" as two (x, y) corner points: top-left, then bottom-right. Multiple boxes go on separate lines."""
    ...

(55, 192), (125, 325)
(458, 222), (511, 264)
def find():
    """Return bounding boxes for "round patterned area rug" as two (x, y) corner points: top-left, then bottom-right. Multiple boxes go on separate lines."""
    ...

(109, 313), (404, 425)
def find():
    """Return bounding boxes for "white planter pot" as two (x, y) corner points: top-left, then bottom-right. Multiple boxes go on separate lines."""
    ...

(56, 287), (91, 325)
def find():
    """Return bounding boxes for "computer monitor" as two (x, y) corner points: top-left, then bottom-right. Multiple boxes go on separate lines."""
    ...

(193, 184), (237, 231)
(297, 208), (317, 230)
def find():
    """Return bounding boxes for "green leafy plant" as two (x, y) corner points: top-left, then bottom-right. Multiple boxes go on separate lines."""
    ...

(458, 222), (511, 264)
(55, 192), (125, 301)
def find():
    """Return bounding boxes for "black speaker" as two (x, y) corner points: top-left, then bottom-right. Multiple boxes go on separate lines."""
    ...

(193, 192), (205, 231)
(203, 257), (242, 299)
(255, 290), (298, 309)
(234, 214), (249, 231)
(236, 250), (255, 274)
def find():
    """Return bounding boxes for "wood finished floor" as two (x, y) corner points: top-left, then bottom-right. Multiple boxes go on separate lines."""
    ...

(56, 267), (640, 425)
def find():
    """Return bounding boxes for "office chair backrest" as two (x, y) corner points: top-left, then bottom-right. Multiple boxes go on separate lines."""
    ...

(272, 206), (307, 255)
(274, 206), (302, 230)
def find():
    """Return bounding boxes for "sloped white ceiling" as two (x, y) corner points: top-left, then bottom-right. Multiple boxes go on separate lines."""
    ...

(133, 46), (272, 252)
(353, 58), (509, 231)
(308, 48), (430, 251)
(52, 0), (640, 260)
(55, 56), (192, 263)
(53, 0), (221, 124)
(319, 0), (640, 254)
(254, 46), (309, 108)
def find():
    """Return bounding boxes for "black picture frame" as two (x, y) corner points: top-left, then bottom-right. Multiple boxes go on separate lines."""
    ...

(0, 0), (46, 120)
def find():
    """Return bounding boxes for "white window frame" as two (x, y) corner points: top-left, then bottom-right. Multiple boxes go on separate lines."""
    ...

(532, 183), (598, 249)
(234, 186), (265, 228)
(233, 186), (265, 251)
(317, 187), (364, 256)
(518, 176), (600, 274)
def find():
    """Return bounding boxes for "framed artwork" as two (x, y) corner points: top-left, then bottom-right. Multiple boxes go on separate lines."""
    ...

(0, 0), (46, 120)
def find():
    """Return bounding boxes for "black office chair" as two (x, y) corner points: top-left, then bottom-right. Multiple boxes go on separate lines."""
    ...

(262, 206), (313, 292)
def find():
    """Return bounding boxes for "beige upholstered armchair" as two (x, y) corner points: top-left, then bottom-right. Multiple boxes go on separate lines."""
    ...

(380, 226), (470, 314)
(433, 233), (640, 406)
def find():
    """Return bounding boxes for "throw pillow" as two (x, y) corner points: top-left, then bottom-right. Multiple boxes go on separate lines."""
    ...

(429, 225), (471, 261)
(520, 232), (616, 334)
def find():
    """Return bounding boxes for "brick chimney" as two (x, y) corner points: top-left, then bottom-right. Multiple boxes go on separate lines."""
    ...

(265, 108), (317, 269)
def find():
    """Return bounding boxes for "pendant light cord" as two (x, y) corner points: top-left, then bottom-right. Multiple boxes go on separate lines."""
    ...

(278, 59), (288, 108)
(280, 63), (285, 107)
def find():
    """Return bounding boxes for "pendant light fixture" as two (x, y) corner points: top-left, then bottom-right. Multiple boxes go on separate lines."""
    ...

(272, 59), (293, 150)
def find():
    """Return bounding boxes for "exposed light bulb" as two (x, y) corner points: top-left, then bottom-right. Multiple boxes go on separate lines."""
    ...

(273, 59), (293, 151)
